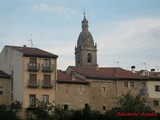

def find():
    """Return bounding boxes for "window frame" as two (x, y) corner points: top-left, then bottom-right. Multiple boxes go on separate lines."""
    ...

(0, 86), (3, 95)
(130, 82), (134, 88)
(29, 94), (36, 107)
(153, 100), (159, 107)
(43, 95), (49, 104)
(87, 53), (92, 63)
(155, 85), (160, 92)
(103, 106), (106, 110)
(141, 82), (146, 88)
(124, 81), (128, 88)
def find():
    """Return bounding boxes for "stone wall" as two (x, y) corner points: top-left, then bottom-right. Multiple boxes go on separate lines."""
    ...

(56, 83), (90, 110)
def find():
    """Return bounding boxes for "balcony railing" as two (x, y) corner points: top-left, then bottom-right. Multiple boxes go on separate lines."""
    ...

(42, 80), (54, 88)
(27, 79), (40, 88)
(140, 88), (147, 95)
(41, 64), (54, 72)
(28, 63), (40, 71)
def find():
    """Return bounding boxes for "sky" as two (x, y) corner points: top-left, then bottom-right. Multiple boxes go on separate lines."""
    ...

(0, 0), (160, 71)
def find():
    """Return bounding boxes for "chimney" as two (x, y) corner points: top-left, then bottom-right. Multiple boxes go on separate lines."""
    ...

(151, 69), (155, 72)
(71, 71), (75, 81)
(131, 66), (136, 73)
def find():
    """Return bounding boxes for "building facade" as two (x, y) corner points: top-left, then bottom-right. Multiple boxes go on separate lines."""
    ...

(56, 70), (90, 110)
(56, 14), (160, 113)
(0, 70), (10, 105)
(0, 45), (58, 118)
(0, 13), (160, 120)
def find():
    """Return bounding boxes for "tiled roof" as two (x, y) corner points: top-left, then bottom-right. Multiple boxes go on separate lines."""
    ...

(0, 70), (10, 78)
(5, 45), (58, 58)
(136, 70), (160, 79)
(57, 70), (89, 84)
(68, 66), (148, 80)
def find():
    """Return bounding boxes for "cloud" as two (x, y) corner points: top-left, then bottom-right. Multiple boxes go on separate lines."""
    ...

(33, 3), (79, 18)
(94, 17), (160, 70)
(97, 17), (160, 52)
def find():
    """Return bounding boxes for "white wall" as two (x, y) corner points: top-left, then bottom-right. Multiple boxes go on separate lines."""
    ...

(0, 47), (24, 103)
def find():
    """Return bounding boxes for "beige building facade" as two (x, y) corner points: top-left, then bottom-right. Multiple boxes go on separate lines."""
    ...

(56, 70), (90, 110)
(0, 45), (58, 118)
(0, 70), (10, 105)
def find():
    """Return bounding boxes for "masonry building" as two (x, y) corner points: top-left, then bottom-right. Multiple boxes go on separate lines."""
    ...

(56, 14), (160, 113)
(0, 45), (58, 118)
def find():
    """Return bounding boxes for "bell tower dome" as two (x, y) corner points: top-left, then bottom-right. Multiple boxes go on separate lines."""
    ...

(75, 13), (98, 67)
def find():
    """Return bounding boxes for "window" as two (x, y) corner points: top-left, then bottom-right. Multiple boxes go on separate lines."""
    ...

(85, 103), (89, 109)
(29, 58), (37, 64)
(28, 58), (37, 69)
(43, 75), (51, 87)
(103, 106), (106, 110)
(130, 82), (134, 88)
(43, 95), (49, 104)
(64, 104), (69, 111)
(43, 59), (51, 67)
(0, 87), (3, 95)
(102, 86), (106, 92)
(29, 94), (36, 107)
(153, 100), (159, 107)
(77, 54), (80, 64)
(42, 59), (52, 72)
(124, 81), (128, 88)
(142, 82), (146, 88)
(87, 53), (91, 63)
(155, 85), (160, 91)
(29, 74), (37, 86)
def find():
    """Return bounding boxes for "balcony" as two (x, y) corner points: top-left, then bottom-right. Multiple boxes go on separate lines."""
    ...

(42, 80), (54, 88)
(42, 64), (54, 72)
(28, 63), (40, 71)
(28, 102), (36, 110)
(140, 88), (147, 95)
(27, 79), (40, 88)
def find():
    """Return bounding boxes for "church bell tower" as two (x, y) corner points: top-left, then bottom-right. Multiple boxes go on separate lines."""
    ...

(75, 13), (98, 67)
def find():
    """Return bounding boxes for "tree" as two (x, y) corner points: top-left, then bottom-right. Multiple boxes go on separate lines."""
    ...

(31, 100), (54, 120)
(105, 92), (157, 120)
(0, 104), (22, 120)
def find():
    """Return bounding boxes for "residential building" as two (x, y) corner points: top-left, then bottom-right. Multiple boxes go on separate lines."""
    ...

(0, 70), (10, 105)
(0, 45), (58, 118)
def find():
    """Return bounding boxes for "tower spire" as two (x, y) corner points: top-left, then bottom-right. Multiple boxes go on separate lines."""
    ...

(82, 9), (88, 31)
(83, 8), (85, 15)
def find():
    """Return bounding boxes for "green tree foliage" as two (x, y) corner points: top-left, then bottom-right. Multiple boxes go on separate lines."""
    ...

(0, 104), (22, 120)
(106, 92), (157, 120)
(71, 106), (105, 120)
(29, 93), (159, 120)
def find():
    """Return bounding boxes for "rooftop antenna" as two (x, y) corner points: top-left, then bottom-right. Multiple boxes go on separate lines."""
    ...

(142, 62), (147, 70)
(28, 34), (34, 47)
(155, 66), (159, 71)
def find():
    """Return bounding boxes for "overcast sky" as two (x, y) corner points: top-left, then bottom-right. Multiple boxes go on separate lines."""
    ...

(0, 0), (160, 71)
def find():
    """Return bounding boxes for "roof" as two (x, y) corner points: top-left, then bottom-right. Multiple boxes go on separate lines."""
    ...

(5, 45), (58, 58)
(68, 66), (148, 80)
(0, 70), (10, 78)
(136, 70), (160, 79)
(57, 70), (89, 85)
